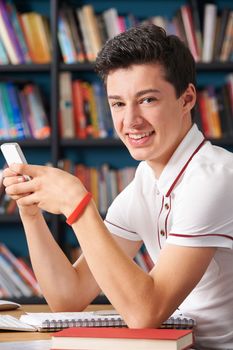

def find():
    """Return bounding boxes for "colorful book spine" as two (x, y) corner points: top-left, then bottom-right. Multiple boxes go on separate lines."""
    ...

(6, 0), (31, 63)
(6, 82), (25, 139)
(0, 82), (17, 138)
(58, 11), (77, 64)
(0, 36), (9, 64)
(0, 0), (24, 63)
(23, 84), (50, 139)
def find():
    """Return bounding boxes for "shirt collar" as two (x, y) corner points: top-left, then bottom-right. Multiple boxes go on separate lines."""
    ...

(157, 124), (205, 197)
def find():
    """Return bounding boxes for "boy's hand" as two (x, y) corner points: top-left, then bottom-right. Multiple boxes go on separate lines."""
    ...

(2, 163), (87, 217)
(2, 166), (39, 217)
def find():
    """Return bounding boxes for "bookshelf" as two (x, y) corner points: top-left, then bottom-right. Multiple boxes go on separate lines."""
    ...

(0, 0), (232, 302)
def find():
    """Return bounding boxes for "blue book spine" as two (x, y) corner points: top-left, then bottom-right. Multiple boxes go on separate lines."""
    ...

(6, 82), (25, 139)
(58, 14), (76, 63)
(0, 0), (25, 63)
(6, 0), (31, 63)
(0, 37), (9, 64)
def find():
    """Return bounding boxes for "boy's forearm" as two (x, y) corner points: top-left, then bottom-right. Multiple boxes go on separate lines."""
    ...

(71, 202), (155, 327)
(20, 212), (86, 310)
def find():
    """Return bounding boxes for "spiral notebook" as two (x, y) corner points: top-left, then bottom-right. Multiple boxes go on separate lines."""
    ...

(15, 309), (195, 332)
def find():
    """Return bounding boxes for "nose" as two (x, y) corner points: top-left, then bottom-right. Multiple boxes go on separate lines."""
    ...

(123, 104), (143, 129)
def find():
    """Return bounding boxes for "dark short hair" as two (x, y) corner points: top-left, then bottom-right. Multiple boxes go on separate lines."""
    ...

(95, 24), (196, 99)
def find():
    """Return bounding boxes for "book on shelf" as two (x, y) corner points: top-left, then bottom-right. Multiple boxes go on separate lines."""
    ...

(0, 243), (42, 298)
(51, 327), (194, 350)
(82, 4), (102, 59)
(59, 72), (75, 138)
(0, 0), (24, 64)
(0, 244), (42, 297)
(0, 81), (50, 141)
(59, 78), (114, 140)
(219, 10), (233, 62)
(202, 4), (217, 63)
(0, 254), (33, 298)
(180, 4), (200, 62)
(213, 8), (231, 61)
(0, 36), (9, 64)
(72, 80), (88, 139)
(103, 8), (121, 39)
(58, 8), (78, 64)
(195, 76), (233, 140)
(61, 5), (86, 62)
(6, 0), (31, 63)
(0, 82), (17, 138)
(45, 2), (233, 64)
(189, 0), (202, 58)
(76, 7), (95, 62)
(22, 84), (51, 139)
(1, 1), (232, 65)
(19, 12), (51, 64)
(6, 82), (25, 139)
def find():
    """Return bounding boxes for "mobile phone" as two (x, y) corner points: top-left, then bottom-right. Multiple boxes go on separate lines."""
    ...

(0, 142), (30, 180)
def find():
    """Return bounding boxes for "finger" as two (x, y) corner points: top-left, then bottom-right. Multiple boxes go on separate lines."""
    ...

(3, 167), (19, 178)
(3, 175), (25, 187)
(9, 163), (43, 178)
(5, 179), (36, 197)
(17, 193), (38, 207)
(11, 193), (32, 201)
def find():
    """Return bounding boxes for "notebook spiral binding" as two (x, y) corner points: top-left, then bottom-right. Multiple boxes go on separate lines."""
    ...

(162, 316), (196, 329)
(41, 317), (127, 330)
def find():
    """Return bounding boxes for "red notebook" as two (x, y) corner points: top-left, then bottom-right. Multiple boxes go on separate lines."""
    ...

(51, 327), (194, 350)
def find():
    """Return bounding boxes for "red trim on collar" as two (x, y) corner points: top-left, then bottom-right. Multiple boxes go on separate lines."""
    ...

(166, 139), (206, 197)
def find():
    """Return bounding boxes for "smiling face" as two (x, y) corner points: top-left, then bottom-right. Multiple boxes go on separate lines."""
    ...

(106, 63), (196, 177)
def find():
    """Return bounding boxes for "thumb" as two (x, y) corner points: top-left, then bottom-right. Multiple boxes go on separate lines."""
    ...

(9, 163), (39, 177)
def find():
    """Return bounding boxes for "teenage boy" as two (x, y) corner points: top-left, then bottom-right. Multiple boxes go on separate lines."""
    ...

(3, 25), (233, 349)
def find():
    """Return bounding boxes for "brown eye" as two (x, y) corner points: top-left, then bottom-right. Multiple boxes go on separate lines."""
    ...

(141, 97), (156, 104)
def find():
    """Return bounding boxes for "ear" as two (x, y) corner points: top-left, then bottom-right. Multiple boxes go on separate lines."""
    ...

(181, 83), (196, 114)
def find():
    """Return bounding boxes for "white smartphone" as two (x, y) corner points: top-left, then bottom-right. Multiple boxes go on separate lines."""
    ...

(0, 142), (30, 180)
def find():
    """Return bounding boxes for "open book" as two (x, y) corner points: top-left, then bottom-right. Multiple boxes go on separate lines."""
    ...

(0, 310), (196, 332)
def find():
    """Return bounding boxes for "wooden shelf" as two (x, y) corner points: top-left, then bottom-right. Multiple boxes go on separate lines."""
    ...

(1, 294), (110, 305)
(196, 62), (233, 71)
(0, 139), (51, 147)
(210, 137), (233, 147)
(60, 61), (233, 72)
(0, 213), (52, 223)
(0, 214), (21, 223)
(60, 62), (95, 71)
(0, 64), (51, 72)
(61, 137), (123, 147)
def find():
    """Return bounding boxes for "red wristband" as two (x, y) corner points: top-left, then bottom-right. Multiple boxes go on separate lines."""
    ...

(66, 192), (92, 226)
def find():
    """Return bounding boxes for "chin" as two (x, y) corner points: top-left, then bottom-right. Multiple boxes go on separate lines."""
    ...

(128, 150), (148, 161)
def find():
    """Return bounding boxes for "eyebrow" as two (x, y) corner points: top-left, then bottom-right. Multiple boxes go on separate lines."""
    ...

(108, 88), (161, 100)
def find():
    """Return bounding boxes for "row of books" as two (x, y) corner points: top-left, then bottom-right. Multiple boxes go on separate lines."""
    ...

(0, 0), (51, 64)
(0, 75), (232, 142)
(195, 73), (233, 139)
(61, 73), (233, 142)
(58, 2), (233, 64)
(59, 73), (115, 139)
(1, 0), (232, 66)
(58, 161), (136, 214)
(0, 82), (50, 141)
(0, 243), (42, 298)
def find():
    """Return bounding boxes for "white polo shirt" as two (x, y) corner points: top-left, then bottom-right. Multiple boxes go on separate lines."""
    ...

(105, 124), (233, 349)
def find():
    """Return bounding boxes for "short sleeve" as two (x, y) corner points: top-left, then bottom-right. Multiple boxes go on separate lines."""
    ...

(167, 164), (233, 249)
(104, 179), (142, 241)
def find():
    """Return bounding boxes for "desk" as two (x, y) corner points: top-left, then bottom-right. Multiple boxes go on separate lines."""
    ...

(0, 304), (113, 343)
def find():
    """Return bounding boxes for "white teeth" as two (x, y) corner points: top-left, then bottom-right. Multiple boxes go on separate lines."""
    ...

(129, 131), (152, 140)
